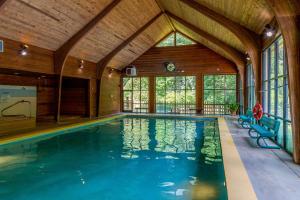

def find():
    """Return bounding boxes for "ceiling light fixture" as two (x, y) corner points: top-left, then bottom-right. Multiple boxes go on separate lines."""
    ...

(265, 24), (275, 38)
(79, 60), (84, 69)
(108, 68), (114, 78)
(246, 53), (250, 61)
(19, 44), (29, 56)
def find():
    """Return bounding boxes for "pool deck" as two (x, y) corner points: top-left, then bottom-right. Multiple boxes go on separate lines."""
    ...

(225, 116), (300, 200)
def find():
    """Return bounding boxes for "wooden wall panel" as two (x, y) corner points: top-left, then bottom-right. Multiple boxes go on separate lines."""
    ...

(0, 74), (58, 120)
(131, 45), (238, 75)
(0, 38), (97, 79)
(0, 37), (54, 74)
(99, 69), (120, 116)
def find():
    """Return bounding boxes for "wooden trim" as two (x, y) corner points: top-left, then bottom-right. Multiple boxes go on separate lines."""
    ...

(180, 0), (261, 103)
(155, 0), (175, 31)
(55, 0), (121, 122)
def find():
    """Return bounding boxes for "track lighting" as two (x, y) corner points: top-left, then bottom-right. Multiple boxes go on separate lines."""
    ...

(79, 60), (84, 69)
(265, 24), (275, 38)
(19, 44), (29, 56)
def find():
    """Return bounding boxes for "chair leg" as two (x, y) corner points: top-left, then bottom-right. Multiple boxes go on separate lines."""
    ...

(257, 136), (280, 149)
(248, 128), (258, 138)
(242, 121), (250, 129)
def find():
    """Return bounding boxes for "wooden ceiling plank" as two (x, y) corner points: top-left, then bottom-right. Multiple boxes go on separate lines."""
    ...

(180, 0), (262, 102)
(96, 12), (163, 117)
(96, 12), (163, 79)
(0, 0), (9, 10)
(166, 11), (245, 76)
(55, 0), (121, 122)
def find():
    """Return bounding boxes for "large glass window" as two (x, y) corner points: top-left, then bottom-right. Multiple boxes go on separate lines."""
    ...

(203, 75), (237, 114)
(122, 77), (149, 113)
(156, 32), (196, 47)
(263, 36), (293, 153)
(156, 76), (196, 114)
(247, 64), (256, 109)
(262, 36), (292, 153)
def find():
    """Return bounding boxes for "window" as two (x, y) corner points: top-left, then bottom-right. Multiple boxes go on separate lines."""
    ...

(156, 76), (196, 114)
(122, 77), (149, 113)
(262, 36), (292, 153)
(247, 64), (256, 109)
(203, 75), (237, 114)
(156, 32), (196, 47)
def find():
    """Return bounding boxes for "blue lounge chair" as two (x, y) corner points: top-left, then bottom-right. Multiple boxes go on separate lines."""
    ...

(248, 116), (280, 149)
(238, 109), (253, 128)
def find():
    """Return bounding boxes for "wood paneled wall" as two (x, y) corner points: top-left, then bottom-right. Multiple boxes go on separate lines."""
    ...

(0, 74), (58, 120)
(131, 45), (238, 75)
(99, 68), (121, 116)
(0, 38), (120, 118)
(127, 44), (238, 113)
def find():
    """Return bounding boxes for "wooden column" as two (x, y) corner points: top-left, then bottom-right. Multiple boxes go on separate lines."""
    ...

(149, 76), (155, 113)
(196, 74), (203, 114)
(88, 79), (97, 118)
(266, 0), (300, 163)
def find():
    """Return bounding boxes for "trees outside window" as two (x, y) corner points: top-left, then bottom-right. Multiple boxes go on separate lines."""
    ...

(203, 75), (237, 114)
(123, 77), (149, 113)
(262, 36), (292, 153)
(156, 76), (196, 114)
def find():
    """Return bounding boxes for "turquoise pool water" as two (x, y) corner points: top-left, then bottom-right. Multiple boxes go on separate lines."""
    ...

(0, 116), (227, 200)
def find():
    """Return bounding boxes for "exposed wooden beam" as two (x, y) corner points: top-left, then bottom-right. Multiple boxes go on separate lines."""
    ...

(166, 11), (245, 76)
(266, 0), (300, 163)
(0, 0), (9, 9)
(55, 0), (121, 122)
(180, 0), (262, 103)
(96, 12), (163, 116)
(155, 0), (176, 31)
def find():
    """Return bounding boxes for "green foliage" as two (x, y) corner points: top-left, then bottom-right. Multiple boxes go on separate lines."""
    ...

(156, 32), (195, 47)
(227, 103), (239, 113)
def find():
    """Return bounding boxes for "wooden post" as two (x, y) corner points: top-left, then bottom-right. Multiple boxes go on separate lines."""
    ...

(149, 76), (155, 113)
(196, 74), (203, 114)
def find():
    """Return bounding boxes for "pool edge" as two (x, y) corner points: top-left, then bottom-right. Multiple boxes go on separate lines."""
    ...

(0, 114), (126, 145)
(218, 117), (257, 200)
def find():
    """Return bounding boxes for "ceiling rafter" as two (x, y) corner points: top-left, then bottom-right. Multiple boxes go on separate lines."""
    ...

(55, 0), (122, 122)
(96, 12), (163, 116)
(96, 12), (164, 79)
(155, 0), (176, 31)
(0, 0), (9, 10)
(180, 0), (262, 101)
(166, 11), (245, 77)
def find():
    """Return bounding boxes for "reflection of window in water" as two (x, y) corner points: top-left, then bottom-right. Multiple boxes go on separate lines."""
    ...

(201, 121), (222, 164)
(155, 119), (196, 153)
(122, 118), (150, 151)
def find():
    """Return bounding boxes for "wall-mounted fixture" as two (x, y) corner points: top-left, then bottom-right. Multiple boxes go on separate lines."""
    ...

(19, 44), (29, 56)
(79, 60), (84, 69)
(125, 65), (137, 76)
(108, 67), (115, 78)
(164, 62), (176, 72)
(245, 53), (250, 61)
(264, 24), (275, 38)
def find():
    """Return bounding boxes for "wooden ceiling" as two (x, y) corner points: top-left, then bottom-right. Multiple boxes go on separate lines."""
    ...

(0, 0), (275, 69)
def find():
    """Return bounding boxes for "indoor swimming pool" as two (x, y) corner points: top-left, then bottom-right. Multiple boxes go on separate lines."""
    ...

(0, 116), (227, 200)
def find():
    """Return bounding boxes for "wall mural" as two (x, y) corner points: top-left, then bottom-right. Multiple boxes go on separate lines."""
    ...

(0, 85), (37, 119)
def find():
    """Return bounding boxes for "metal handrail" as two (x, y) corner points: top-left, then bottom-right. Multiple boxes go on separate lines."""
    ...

(1, 100), (32, 118)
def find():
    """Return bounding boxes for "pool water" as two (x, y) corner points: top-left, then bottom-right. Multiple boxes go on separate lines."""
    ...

(0, 117), (227, 200)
